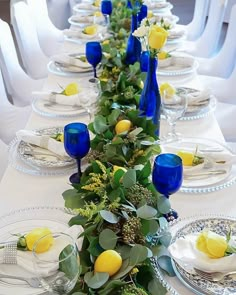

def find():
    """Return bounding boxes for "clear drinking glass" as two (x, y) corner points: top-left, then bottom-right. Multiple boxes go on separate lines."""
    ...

(33, 232), (80, 295)
(161, 87), (187, 142)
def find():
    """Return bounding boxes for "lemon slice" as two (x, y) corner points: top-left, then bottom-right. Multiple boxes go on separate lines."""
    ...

(64, 83), (79, 96)
(83, 25), (97, 35)
(159, 82), (176, 98)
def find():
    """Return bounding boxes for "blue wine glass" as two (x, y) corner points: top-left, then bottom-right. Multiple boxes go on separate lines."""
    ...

(64, 123), (90, 184)
(101, 0), (112, 28)
(152, 153), (183, 221)
(86, 41), (102, 78)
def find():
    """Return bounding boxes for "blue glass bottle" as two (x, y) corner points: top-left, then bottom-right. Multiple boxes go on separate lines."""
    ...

(138, 4), (148, 24)
(125, 14), (141, 65)
(139, 55), (161, 135)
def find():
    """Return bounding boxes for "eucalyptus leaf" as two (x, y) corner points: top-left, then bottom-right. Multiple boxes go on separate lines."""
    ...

(159, 217), (169, 231)
(100, 210), (119, 224)
(98, 280), (126, 295)
(68, 215), (88, 227)
(160, 232), (172, 247)
(86, 272), (109, 289)
(148, 278), (167, 295)
(94, 115), (108, 134)
(128, 127), (143, 136)
(122, 169), (136, 188)
(59, 245), (79, 280)
(108, 109), (121, 125)
(137, 204), (157, 219)
(63, 190), (84, 209)
(99, 229), (118, 249)
(116, 245), (131, 260)
(157, 256), (176, 276)
(129, 245), (148, 266)
(157, 195), (171, 214)
(112, 259), (133, 279)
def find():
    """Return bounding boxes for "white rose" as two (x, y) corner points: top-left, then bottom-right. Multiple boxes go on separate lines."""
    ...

(132, 26), (149, 38)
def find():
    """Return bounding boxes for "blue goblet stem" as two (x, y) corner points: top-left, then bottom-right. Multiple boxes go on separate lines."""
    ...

(93, 66), (97, 78)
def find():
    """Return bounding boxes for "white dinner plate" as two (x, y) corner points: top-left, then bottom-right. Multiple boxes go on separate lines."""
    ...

(73, 3), (100, 14)
(0, 207), (73, 295)
(162, 137), (236, 193)
(47, 61), (93, 77)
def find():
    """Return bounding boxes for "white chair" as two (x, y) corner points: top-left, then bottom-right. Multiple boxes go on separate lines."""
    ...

(197, 4), (236, 78)
(180, 0), (228, 58)
(11, 1), (49, 79)
(0, 139), (8, 181)
(0, 69), (31, 144)
(185, 0), (210, 41)
(0, 19), (44, 106)
(47, 0), (71, 30)
(27, 0), (65, 57)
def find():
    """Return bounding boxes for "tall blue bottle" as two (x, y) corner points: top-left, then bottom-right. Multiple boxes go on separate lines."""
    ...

(125, 14), (141, 65)
(139, 55), (161, 136)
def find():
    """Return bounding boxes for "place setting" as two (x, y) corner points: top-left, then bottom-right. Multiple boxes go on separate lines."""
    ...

(153, 214), (236, 295)
(73, 0), (101, 14)
(144, 0), (173, 12)
(0, 206), (83, 295)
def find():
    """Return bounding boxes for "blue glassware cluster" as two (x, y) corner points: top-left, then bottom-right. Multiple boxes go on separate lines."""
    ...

(152, 153), (183, 221)
(101, 0), (112, 15)
(138, 4), (148, 23)
(86, 42), (102, 78)
(64, 123), (90, 184)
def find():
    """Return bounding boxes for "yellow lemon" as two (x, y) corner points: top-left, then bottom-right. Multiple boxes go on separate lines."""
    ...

(57, 133), (64, 142)
(64, 83), (79, 96)
(147, 11), (153, 18)
(157, 51), (168, 60)
(159, 82), (176, 98)
(25, 228), (54, 253)
(83, 25), (97, 35)
(94, 250), (122, 276)
(177, 151), (194, 166)
(206, 231), (227, 258)
(94, 11), (102, 16)
(115, 120), (132, 134)
(113, 165), (127, 173)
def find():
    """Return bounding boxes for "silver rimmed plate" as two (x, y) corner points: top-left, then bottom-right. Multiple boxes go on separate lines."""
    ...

(171, 216), (236, 295)
(47, 61), (93, 77)
(148, 2), (173, 12)
(9, 127), (76, 176)
(0, 207), (73, 295)
(151, 214), (236, 295)
(157, 54), (199, 77)
(73, 3), (100, 13)
(68, 15), (94, 27)
(162, 137), (236, 193)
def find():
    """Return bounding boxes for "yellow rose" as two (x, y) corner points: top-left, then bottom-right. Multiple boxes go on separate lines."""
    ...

(64, 83), (79, 96)
(148, 26), (168, 50)
(196, 230), (228, 258)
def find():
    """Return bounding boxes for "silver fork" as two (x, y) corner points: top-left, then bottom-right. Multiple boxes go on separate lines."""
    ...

(194, 268), (236, 282)
(0, 273), (41, 288)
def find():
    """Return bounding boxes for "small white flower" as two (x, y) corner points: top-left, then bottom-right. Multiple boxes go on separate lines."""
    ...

(141, 18), (149, 27)
(132, 26), (149, 37)
(163, 19), (173, 29)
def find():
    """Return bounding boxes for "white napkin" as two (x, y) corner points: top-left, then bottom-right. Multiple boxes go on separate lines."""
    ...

(144, 1), (168, 9)
(70, 14), (94, 23)
(75, 3), (99, 10)
(0, 225), (83, 277)
(33, 89), (97, 107)
(63, 27), (104, 40)
(169, 234), (236, 273)
(16, 130), (68, 158)
(51, 54), (91, 69)
(168, 29), (185, 39)
(172, 55), (195, 67)
(187, 89), (211, 106)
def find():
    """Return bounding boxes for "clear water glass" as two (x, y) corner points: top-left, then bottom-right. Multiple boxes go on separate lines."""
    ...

(33, 232), (80, 295)
(161, 87), (187, 142)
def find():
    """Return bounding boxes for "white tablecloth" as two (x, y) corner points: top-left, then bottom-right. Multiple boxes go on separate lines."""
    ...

(0, 69), (234, 295)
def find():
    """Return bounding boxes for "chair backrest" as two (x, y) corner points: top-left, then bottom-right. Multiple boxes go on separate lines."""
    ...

(27, 0), (64, 57)
(194, 0), (228, 58)
(0, 138), (8, 180)
(47, 0), (71, 30)
(0, 19), (44, 106)
(11, 1), (49, 79)
(0, 69), (11, 107)
(186, 0), (210, 41)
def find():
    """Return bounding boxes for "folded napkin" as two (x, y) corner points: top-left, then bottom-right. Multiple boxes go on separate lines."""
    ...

(169, 234), (236, 273)
(172, 55), (195, 67)
(16, 130), (68, 158)
(51, 54), (91, 69)
(70, 14), (94, 23)
(187, 89), (211, 106)
(0, 225), (83, 277)
(168, 29), (186, 39)
(75, 3), (99, 10)
(33, 88), (97, 107)
(64, 27), (104, 40)
(144, 1), (168, 9)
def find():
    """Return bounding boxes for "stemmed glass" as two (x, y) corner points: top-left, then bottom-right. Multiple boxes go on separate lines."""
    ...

(86, 41), (102, 78)
(33, 232), (80, 295)
(152, 153), (183, 221)
(161, 87), (187, 143)
(64, 122), (90, 184)
(101, 0), (112, 28)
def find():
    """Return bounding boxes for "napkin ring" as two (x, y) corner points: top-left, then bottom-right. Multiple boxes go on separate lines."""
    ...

(3, 242), (17, 264)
